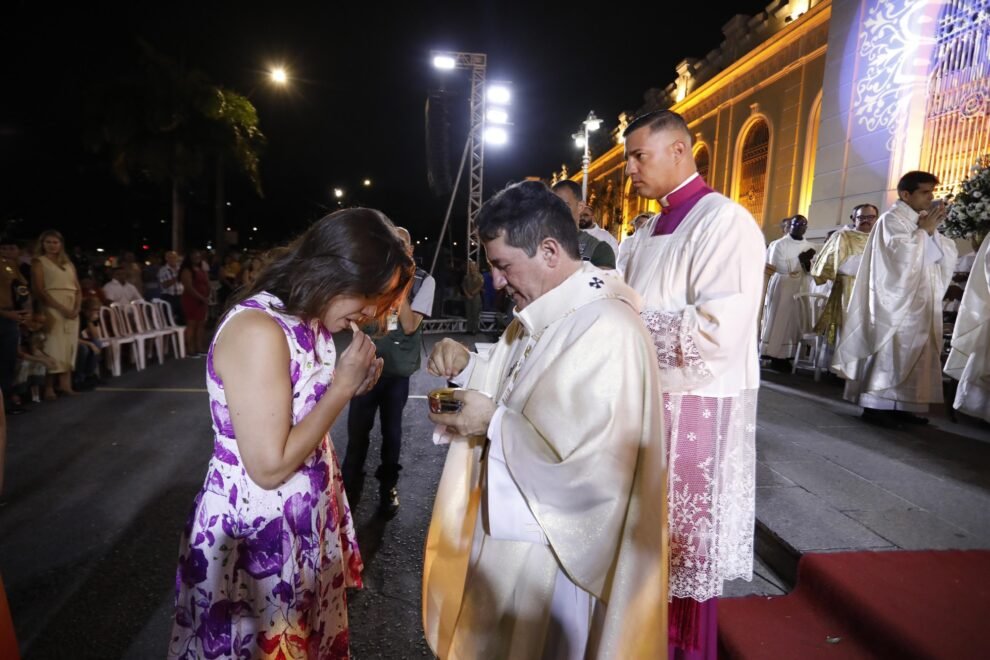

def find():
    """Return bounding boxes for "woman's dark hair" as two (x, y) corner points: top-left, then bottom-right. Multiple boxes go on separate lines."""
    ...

(179, 250), (202, 274)
(231, 208), (415, 324)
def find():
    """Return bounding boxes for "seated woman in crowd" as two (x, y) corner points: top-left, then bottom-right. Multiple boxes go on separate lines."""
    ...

(74, 298), (104, 391)
(168, 208), (413, 659)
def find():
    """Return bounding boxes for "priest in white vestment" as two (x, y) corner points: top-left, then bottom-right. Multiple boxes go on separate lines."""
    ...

(944, 236), (990, 422)
(760, 215), (817, 365)
(422, 180), (668, 660)
(622, 110), (763, 659)
(834, 171), (958, 426)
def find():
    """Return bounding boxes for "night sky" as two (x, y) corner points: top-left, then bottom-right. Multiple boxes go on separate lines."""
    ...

(1, 0), (772, 255)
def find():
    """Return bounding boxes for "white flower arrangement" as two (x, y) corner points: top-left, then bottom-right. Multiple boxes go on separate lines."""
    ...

(945, 154), (990, 240)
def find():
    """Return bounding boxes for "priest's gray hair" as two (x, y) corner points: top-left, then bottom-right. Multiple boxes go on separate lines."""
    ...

(623, 109), (692, 144)
(477, 180), (580, 259)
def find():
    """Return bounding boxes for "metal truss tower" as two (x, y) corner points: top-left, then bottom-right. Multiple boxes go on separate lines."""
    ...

(429, 51), (486, 270)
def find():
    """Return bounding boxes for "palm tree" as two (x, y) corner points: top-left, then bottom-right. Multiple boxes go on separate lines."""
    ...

(85, 40), (265, 252)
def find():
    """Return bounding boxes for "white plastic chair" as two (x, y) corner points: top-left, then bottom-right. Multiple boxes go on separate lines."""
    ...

(146, 298), (186, 359)
(98, 306), (142, 376)
(129, 300), (169, 365)
(153, 298), (187, 359)
(791, 292), (828, 381)
(109, 303), (155, 370)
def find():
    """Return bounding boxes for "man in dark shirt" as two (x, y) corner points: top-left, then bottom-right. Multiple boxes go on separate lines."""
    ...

(551, 179), (616, 269)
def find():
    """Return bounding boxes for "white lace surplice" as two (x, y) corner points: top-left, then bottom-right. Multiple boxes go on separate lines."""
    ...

(626, 194), (765, 601)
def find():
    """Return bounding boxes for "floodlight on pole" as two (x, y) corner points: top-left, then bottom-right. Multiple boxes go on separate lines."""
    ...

(486, 108), (509, 124)
(432, 55), (456, 70)
(487, 85), (511, 105)
(270, 67), (288, 85)
(484, 126), (508, 145)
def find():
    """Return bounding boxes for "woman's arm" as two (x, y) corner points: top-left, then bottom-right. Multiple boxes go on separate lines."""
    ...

(216, 311), (377, 489)
(69, 270), (82, 318)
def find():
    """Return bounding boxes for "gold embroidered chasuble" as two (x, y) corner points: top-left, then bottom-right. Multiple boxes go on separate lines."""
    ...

(810, 228), (870, 345)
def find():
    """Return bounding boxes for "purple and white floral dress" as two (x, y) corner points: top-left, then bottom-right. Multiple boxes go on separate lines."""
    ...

(169, 291), (363, 660)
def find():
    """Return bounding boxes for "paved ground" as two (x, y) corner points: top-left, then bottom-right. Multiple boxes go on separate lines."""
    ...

(1, 334), (987, 658)
(753, 368), (990, 584)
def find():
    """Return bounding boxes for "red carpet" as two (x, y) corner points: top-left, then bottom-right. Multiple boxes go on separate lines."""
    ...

(719, 550), (990, 659)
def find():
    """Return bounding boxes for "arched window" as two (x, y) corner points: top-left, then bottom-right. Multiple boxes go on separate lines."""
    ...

(800, 91), (822, 215)
(694, 143), (711, 184)
(736, 119), (770, 223)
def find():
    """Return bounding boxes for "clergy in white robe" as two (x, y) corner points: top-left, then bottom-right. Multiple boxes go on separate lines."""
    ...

(760, 215), (817, 360)
(834, 171), (958, 424)
(422, 181), (668, 660)
(622, 110), (763, 659)
(944, 236), (990, 422)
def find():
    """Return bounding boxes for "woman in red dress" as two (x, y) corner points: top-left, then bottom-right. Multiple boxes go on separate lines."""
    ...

(180, 250), (210, 356)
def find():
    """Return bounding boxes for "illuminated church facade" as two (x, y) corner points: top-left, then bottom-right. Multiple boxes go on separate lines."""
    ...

(553, 0), (990, 243)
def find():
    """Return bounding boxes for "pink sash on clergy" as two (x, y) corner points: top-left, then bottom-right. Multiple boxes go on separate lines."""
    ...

(652, 176), (715, 236)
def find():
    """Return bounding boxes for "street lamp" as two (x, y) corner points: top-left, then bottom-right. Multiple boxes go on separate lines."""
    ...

(363, 178), (372, 187)
(270, 67), (288, 85)
(572, 110), (602, 203)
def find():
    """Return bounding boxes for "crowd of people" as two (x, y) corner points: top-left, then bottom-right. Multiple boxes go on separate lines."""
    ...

(0, 234), (270, 415)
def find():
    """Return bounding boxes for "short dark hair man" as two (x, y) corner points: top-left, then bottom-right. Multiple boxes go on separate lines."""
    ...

(621, 108), (766, 656)
(834, 170), (958, 426)
(423, 180), (667, 657)
(342, 226), (435, 517)
(550, 179), (616, 268)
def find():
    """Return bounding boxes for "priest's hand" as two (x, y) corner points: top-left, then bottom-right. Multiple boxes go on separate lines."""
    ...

(428, 389), (495, 438)
(919, 201), (947, 235)
(428, 338), (471, 378)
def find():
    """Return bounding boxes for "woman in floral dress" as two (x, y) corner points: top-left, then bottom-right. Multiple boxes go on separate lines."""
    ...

(168, 209), (414, 660)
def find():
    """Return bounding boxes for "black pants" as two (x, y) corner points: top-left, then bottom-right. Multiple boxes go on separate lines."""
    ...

(0, 317), (20, 396)
(343, 375), (410, 495)
(74, 342), (99, 386)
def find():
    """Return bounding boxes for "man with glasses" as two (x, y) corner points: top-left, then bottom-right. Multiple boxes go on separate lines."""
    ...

(810, 204), (878, 347)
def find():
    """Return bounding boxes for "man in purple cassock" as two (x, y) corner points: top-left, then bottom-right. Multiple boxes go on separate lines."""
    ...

(621, 110), (765, 660)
